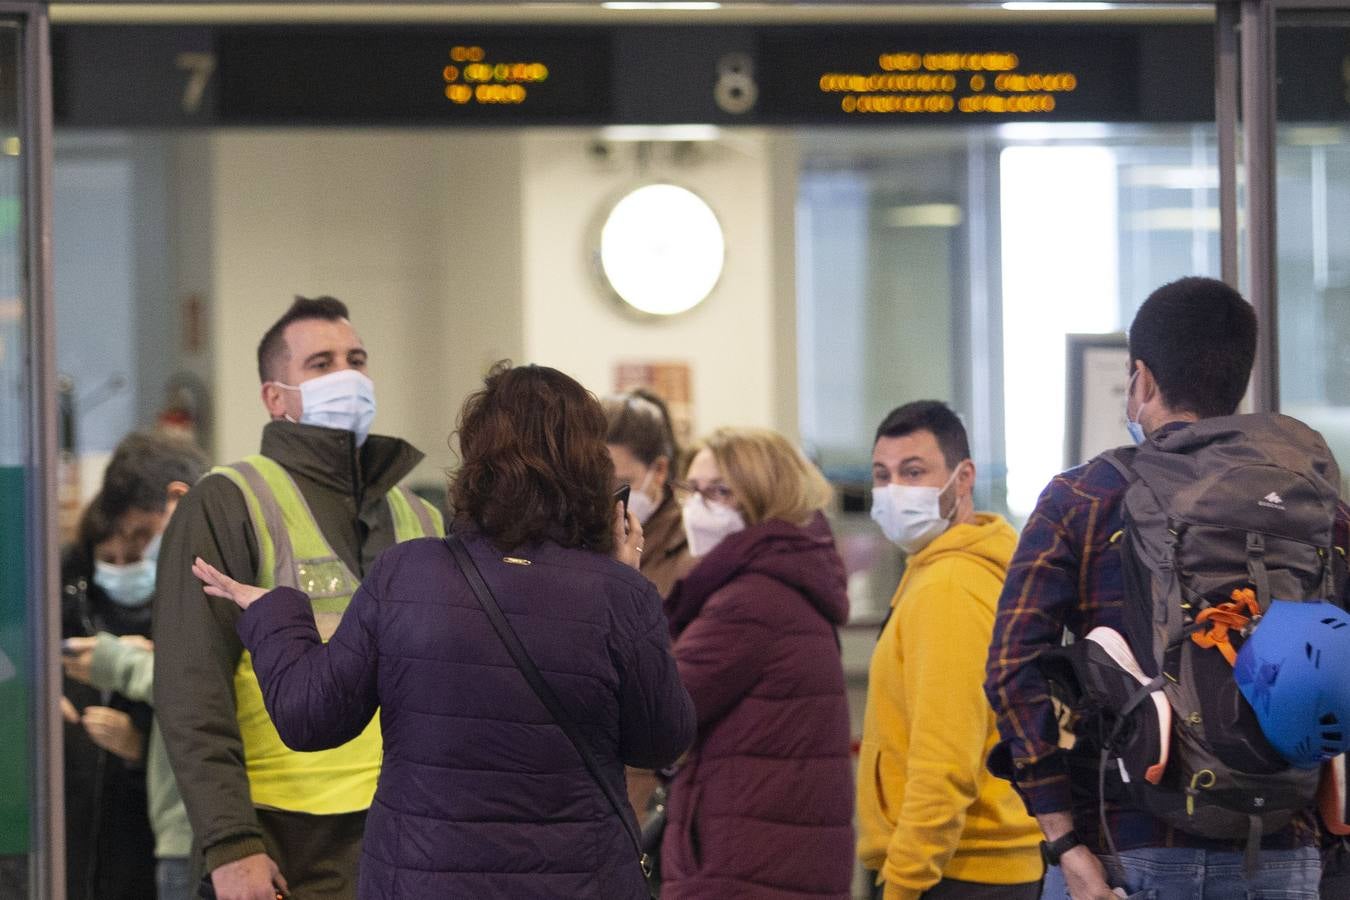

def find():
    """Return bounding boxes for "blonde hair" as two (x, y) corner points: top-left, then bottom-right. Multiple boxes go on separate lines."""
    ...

(695, 427), (833, 527)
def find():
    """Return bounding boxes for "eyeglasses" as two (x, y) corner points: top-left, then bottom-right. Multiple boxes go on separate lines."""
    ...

(671, 479), (736, 505)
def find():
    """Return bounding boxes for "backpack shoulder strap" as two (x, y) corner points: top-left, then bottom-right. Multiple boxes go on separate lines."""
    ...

(1099, 447), (1138, 485)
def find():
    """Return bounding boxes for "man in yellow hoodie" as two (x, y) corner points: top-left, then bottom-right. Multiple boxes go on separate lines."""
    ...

(857, 401), (1042, 900)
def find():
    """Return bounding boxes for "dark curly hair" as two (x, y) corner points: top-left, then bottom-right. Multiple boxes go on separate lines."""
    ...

(450, 362), (615, 553)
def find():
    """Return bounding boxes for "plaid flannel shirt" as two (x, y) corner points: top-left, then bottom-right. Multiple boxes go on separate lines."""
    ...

(984, 432), (1350, 853)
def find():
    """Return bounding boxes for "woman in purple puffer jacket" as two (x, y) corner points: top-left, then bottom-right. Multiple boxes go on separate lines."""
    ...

(194, 363), (695, 899)
(661, 427), (855, 899)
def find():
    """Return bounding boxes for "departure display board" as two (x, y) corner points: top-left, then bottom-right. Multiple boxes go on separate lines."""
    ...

(1276, 26), (1350, 122)
(754, 27), (1144, 122)
(53, 26), (613, 125)
(48, 23), (1350, 128)
(215, 29), (611, 123)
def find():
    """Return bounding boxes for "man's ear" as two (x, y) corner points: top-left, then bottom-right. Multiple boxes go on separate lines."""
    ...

(166, 480), (191, 502)
(1137, 362), (1161, 404)
(260, 381), (288, 419)
(957, 459), (977, 497)
(651, 456), (671, 483)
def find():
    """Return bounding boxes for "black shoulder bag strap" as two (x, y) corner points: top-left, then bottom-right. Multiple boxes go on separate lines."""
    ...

(444, 535), (654, 886)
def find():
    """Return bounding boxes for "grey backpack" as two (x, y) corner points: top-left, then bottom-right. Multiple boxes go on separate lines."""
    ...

(1099, 414), (1342, 853)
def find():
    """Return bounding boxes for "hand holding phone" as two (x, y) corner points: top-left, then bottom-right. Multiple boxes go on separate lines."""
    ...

(61, 636), (99, 686)
(611, 483), (644, 571)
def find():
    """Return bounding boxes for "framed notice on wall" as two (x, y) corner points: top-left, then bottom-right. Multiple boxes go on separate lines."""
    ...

(1065, 333), (1131, 468)
(613, 361), (694, 448)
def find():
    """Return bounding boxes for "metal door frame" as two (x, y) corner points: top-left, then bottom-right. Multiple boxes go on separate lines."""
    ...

(1215, 0), (1279, 410)
(4, 2), (59, 898)
(1217, 0), (1350, 412)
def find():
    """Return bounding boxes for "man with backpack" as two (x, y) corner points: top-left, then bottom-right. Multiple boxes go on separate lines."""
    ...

(984, 277), (1350, 899)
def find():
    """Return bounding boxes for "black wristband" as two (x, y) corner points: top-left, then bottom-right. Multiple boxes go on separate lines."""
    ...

(1040, 830), (1083, 866)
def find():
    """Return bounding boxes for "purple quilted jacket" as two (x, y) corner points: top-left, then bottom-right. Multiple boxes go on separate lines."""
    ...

(660, 515), (855, 899)
(236, 529), (695, 899)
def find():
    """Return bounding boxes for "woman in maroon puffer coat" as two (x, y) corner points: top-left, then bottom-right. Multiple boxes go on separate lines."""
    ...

(661, 427), (854, 899)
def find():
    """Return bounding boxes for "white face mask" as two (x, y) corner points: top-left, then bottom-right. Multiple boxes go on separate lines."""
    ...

(93, 558), (156, 608)
(626, 471), (659, 525)
(871, 465), (962, 555)
(682, 494), (746, 558)
(275, 369), (377, 447)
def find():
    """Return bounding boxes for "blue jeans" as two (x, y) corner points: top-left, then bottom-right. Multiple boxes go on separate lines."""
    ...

(1040, 847), (1321, 899)
(156, 856), (194, 900)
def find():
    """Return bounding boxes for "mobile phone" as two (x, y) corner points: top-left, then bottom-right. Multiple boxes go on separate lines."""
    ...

(614, 484), (631, 520)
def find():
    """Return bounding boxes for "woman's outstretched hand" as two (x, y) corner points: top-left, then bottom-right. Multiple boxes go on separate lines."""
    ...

(193, 556), (267, 610)
(612, 502), (645, 571)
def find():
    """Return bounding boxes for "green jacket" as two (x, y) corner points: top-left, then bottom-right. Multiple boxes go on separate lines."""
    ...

(88, 634), (191, 859)
(153, 421), (430, 873)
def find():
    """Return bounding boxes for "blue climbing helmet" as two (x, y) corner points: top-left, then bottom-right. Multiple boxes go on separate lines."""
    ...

(1234, 599), (1350, 769)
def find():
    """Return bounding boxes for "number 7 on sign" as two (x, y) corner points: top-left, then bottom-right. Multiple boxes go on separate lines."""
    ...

(176, 52), (217, 116)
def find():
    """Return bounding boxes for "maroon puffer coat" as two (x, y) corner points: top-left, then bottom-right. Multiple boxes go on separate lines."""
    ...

(661, 514), (854, 899)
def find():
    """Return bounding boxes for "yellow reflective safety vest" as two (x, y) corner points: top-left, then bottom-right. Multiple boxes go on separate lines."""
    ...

(212, 455), (444, 815)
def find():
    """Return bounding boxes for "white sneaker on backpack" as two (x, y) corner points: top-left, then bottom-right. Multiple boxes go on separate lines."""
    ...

(1085, 626), (1172, 785)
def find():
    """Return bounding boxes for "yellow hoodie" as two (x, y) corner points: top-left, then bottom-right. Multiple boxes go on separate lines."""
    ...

(856, 513), (1042, 900)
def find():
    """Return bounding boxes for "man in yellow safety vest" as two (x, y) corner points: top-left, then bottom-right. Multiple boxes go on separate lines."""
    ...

(154, 296), (443, 900)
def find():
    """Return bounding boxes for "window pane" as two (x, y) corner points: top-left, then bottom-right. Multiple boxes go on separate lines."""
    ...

(796, 124), (1219, 620)
(1274, 13), (1350, 496)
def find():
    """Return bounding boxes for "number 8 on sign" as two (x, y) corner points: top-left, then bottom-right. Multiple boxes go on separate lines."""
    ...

(715, 53), (758, 115)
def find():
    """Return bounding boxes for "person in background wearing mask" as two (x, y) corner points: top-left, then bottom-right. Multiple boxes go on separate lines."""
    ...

(61, 500), (156, 900)
(857, 402), (1041, 900)
(602, 389), (693, 598)
(61, 430), (208, 900)
(603, 389), (696, 834)
(154, 296), (444, 900)
(661, 428), (854, 899)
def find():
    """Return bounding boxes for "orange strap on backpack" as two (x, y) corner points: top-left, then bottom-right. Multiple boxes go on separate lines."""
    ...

(1191, 588), (1261, 666)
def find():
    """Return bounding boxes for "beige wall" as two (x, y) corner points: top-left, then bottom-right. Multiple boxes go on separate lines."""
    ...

(519, 129), (799, 442)
(199, 127), (797, 486)
(207, 130), (524, 486)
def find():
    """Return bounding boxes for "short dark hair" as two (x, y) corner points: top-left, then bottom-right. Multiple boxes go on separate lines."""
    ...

(69, 492), (116, 572)
(874, 400), (971, 470)
(601, 389), (680, 469)
(1128, 277), (1256, 418)
(98, 431), (209, 521)
(256, 295), (350, 383)
(450, 362), (615, 553)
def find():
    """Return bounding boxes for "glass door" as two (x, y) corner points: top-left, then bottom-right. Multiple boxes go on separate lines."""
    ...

(1273, 7), (1350, 494)
(0, 4), (58, 899)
